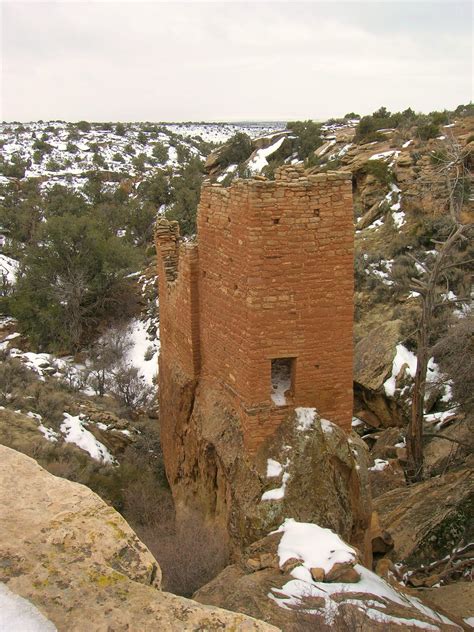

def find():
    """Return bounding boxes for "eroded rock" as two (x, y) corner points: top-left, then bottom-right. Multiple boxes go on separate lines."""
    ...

(194, 520), (461, 631)
(374, 467), (474, 566)
(161, 378), (373, 564)
(354, 320), (408, 428)
(0, 445), (278, 632)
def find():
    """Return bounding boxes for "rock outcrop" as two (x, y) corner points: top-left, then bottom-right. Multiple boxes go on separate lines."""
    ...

(421, 582), (474, 625)
(194, 519), (461, 631)
(161, 378), (373, 564)
(374, 466), (474, 567)
(0, 445), (278, 631)
(354, 320), (407, 428)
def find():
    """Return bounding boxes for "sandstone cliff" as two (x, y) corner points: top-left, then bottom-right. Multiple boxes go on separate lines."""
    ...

(159, 370), (372, 562)
(0, 444), (278, 631)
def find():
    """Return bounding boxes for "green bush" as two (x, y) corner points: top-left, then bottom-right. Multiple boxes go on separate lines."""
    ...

(152, 143), (169, 163)
(430, 110), (450, 126)
(92, 152), (106, 168)
(76, 120), (91, 133)
(137, 131), (147, 145)
(218, 133), (253, 168)
(44, 185), (87, 218)
(166, 157), (205, 235)
(11, 213), (140, 352)
(33, 138), (52, 154)
(286, 120), (323, 159)
(417, 120), (440, 141)
(137, 170), (170, 206)
(45, 158), (61, 172)
(115, 123), (126, 136)
(0, 154), (30, 178)
(0, 179), (43, 242)
(132, 153), (148, 172)
(0, 355), (34, 406)
(66, 141), (78, 154)
(361, 159), (393, 186)
(354, 107), (416, 143)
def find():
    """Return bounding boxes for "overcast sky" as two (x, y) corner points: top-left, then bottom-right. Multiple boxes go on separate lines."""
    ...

(1, 1), (472, 122)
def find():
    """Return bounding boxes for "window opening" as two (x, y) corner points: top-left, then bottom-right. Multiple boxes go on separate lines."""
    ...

(271, 358), (295, 406)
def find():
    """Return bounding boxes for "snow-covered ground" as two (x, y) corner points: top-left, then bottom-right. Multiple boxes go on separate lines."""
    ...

(268, 519), (457, 629)
(60, 412), (115, 464)
(0, 254), (19, 284)
(0, 582), (56, 632)
(0, 120), (284, 192)
(125, 318), (159, 386)
(165, 122), (285, 144)
(247, 135), (287, 173)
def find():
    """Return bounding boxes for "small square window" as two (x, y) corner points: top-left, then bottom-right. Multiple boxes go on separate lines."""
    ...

(271, 358), (295, 406)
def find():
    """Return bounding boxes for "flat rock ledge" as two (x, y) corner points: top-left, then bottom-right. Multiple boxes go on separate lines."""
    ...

(0, 444), (278, 632)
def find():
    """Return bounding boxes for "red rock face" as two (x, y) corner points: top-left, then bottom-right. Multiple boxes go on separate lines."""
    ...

(156, 166), (354, 455)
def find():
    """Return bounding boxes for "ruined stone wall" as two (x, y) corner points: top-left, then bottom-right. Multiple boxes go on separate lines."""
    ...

(156, 167), (354, 455)
(155, 221), (200, 381)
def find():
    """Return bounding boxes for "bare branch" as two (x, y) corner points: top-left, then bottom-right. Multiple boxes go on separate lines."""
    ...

(423, 433), (471, 449)
(406, 252), (431, 273)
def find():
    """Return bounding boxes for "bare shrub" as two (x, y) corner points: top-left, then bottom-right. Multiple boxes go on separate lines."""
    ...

(123, 476), (174, 528)
(0, 355), (34, 405)
(27, 382), (71, 427)
(109, 364), (154, 411)
(432, 315), (474, 414)
(135, 508), (229, 597)
(86, 328), (132, 397)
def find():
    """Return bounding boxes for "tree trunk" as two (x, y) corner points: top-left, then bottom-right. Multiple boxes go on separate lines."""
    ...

(406, 225), (466, 483)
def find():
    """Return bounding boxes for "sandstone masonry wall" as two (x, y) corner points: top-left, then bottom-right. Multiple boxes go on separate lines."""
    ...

(156, 166), (354, 454)
(155, 221), (200, 381)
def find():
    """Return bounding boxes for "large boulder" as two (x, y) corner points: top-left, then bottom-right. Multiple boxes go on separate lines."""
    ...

(354, 320), (402, 392)
(423, 417), (473, 476)
(374, 467), (474, 567)
(421, 582), (474, 625)
(194, 519), (461, 631)
(354, 320), (408, 427)
(0, 445), (277, 632)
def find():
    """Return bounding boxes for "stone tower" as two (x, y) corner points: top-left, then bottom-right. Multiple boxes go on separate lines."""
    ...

(155, 166), (354, 455)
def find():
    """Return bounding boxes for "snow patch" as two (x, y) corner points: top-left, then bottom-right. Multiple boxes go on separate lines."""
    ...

(369, 150), (400, 161)
(216, 163), (238, 182)
(370, 459), (389, 472)
(384, 344), (417, 397)
(0, 582), (56, 631)
(248, 136), (286, 173)
(275, 519), (357, 573)
(295, 407), (317, 431)
(321, 418), (336, 434)
(60, 413), (115, 464)
(266, 458), (283, 478)
(261, 472), (290, 501)
(125, 318), (159, 386)
(38, 424), (60, 443)
(0, 254), (19, 284)
(268, 520), (456, 628)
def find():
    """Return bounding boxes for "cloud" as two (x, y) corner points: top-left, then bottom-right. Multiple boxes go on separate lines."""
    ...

(1, 1), (472, 121)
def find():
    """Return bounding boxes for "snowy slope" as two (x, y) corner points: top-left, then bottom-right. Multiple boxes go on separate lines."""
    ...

(0, 120), (284, 192)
